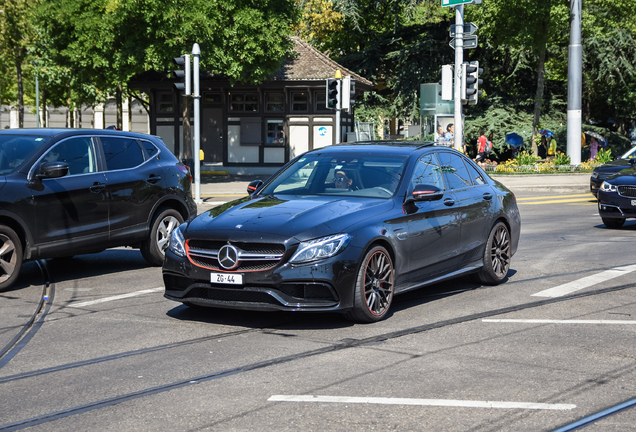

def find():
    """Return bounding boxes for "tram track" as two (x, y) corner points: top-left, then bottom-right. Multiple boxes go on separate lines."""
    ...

(0, 281), (634, 431)
(0, 260), (53, 369)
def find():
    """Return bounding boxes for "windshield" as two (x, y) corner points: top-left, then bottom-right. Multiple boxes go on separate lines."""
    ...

(0, 134), (50, 174)
(259, 151), (408, 199)
(620, 146), (636, 160)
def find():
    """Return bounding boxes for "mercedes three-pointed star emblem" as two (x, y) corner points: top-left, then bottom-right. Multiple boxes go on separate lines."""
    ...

(218, 244), (239, 270)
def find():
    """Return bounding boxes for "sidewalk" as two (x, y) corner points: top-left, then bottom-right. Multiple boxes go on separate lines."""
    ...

(195, 172), (592, 209)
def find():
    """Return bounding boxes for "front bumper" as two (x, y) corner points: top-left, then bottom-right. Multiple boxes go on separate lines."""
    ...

(597, 192), (636, 219)
(162, 248), (360, 312)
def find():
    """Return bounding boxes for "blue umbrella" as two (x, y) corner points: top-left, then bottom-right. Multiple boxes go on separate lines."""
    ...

(505, 133), (523, 148)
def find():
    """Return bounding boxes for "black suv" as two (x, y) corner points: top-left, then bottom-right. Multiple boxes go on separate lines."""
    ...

(0, 128), (197, 291)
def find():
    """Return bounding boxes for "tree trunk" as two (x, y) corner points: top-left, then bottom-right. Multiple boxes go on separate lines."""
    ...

(531, 46), (547, 157)
(116, 83), (123, 130)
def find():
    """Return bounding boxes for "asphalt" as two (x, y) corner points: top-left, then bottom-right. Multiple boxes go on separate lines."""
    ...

(194, 172), (592, 210)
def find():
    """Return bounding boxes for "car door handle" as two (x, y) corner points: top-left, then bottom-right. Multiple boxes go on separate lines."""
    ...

(483, 193), (493, 201)
(146, 174), (162, 184)
(443, 198), (455, 207)
(89, 182), (106, 193)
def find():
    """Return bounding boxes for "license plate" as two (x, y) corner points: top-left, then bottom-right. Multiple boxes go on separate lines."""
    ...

(210, 272), (243, 285)
(631, 200), (636, 206)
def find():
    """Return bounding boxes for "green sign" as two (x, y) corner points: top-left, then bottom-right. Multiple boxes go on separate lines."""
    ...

(441, 0), (481, 7)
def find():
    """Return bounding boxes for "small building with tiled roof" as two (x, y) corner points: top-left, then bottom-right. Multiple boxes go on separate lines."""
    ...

(129, 37), (373, 172)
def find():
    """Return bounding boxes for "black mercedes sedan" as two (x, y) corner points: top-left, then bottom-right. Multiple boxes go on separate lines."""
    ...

(597, 161), (636, 228)
(163, 142), (520, 322)
(0, 128), (196, 291)
(590, 146), (636, 197)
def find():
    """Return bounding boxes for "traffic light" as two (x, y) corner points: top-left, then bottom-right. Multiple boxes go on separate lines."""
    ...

(438, 64), (453, 101)
(173, 54), (191, 95)
(341, 75), (356, 111)
(326, 78), (340, 109)
(462, 60), (483, 105)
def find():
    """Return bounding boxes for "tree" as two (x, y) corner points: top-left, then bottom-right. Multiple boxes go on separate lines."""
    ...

(34, 0), (300, 127)
(0, 0), (37, 127)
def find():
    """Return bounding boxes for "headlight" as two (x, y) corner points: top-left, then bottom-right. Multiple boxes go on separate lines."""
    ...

(290, 234), (351, 264)
(168, 224), (187, 257)
(600, 181), (618, 193)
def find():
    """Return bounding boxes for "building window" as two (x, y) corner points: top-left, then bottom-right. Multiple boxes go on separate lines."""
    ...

(291, 92), (308, 112)
(229, 92), (259, 112)
(203, 92), (222, 104)
(156, 92), (174, 114)
(266, 119), (285, 146)
(266, 93), (285, 112)
(315, 91), (330, 113)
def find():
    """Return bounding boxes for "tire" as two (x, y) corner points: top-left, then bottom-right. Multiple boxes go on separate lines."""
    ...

(0, 224), (23, 292)
(141, 208), (183, 266)
(346, 245), (395, 323)
(602, 217), (624, 229)
(473, 221), (511, 286)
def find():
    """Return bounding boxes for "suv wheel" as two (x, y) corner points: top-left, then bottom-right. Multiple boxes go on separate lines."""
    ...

(0, 224), (23, 291)
(141, 209), (183, 266)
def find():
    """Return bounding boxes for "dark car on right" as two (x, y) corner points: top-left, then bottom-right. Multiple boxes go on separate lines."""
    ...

(590, 146), (636, 197)
(597, 160), (636, 228)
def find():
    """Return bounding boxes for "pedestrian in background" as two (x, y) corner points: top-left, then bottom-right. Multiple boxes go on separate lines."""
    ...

(475, 130), (487, 163)
(547, 136), (557, 158)
(538, 136), (547, 159)
(590, 137), (599, 161)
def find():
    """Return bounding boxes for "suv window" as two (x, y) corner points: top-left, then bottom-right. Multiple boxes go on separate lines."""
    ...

(45, 137), (97, 176)
(101, 137), (144, 170)
(140, 140), (159, 160)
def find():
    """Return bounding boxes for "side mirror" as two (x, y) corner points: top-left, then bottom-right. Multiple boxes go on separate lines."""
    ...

(411, 184), (444, 202)
(403, 185), (444, 214)
(247, 179), (264, 195)
(37, 162), (69, 179)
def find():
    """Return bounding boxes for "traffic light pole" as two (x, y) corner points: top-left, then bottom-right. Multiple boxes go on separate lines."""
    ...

(335, 80), (341, 144)
(192, 43), (201, 204)
(453, 6), (464, 152)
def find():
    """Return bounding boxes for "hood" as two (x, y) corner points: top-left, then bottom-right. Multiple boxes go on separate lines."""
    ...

(607, 167), (636, 184)
(186, 195), (394, 242)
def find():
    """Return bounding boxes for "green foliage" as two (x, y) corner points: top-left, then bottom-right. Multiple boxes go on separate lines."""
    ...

(594, 148), (613, 164)
(552, 151), (571, 166)
(514, 151), (540, 166)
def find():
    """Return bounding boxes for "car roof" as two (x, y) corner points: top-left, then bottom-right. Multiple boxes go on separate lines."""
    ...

(316, 140), (435, 156)
(0, 128), (156, 140)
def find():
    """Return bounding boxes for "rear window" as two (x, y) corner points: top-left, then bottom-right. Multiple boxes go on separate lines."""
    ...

(101, 137), (145, 170)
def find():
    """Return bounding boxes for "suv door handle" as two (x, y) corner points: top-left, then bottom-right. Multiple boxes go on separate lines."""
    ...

(483, 193), (493, 201)
(146, 174), (161, 184)
(443, 198), (455, 207)
(89, 182), (106, 193)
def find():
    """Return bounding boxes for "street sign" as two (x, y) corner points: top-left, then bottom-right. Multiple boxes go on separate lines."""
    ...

(441, 0), (482, 7)
(449, 35), (478, 50)
(450, 22), (478, 37)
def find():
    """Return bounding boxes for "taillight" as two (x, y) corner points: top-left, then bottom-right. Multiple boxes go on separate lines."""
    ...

(178, 165), (193, 182)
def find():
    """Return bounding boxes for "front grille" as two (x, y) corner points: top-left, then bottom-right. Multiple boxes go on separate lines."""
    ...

(618, 186), (636, 198)
(187, 240), (285, 272)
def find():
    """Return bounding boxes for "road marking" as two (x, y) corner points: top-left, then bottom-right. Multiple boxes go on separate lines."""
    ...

(532, 264), (636, 298)
(516, 194), (591, 201)
(483, 319), (636, 325)
(268, 395), (576, 410)
(68, 287), (164, 308)
(519, 197), (595, 205)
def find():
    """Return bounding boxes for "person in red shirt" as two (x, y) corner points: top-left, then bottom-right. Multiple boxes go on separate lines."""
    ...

(476, 130), (488, 162)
